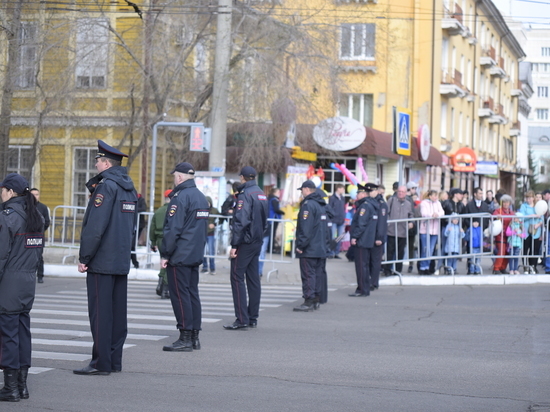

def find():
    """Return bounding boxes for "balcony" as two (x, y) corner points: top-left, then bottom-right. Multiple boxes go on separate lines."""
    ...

(511, 80), (523, 97)
(478, 96), (494, 117)
(480, 47), (497, 67)
(490, 58), (507, 78)
(488, 104), (507, 124)
(440, 69), (467, 98)
(441, 3), (468, 36)
(510, 121), (521, 137)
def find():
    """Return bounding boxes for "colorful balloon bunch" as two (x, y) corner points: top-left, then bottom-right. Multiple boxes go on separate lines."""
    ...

(330, 158), (368, 200)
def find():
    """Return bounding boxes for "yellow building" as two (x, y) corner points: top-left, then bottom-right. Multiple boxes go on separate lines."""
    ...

(2, 0), (525, 213)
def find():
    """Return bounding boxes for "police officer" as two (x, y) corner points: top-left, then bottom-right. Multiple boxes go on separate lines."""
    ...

(349, 183), (377, 297)
(224, 166), (268, 330)
(74, 140), (137, 376)
(161, 162), (209, 351)
(0, 173), (44, 401)
(30, 188), (50, 283)
(294, 180), (327, 311)
(369, 183), (387, 290)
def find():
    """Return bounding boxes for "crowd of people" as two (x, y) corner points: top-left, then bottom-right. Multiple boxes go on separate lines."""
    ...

(338, 182), (550, 277)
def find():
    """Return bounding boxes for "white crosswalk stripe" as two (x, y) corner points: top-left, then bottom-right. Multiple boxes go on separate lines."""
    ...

(26, 282), (304, 375)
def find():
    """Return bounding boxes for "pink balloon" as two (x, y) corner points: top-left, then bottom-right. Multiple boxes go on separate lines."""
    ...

(334, 163), (358, 185)
(357, 157), (368, 182)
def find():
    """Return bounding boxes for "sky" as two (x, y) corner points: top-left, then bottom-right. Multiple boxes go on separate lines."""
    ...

(491, 0), (550, 27)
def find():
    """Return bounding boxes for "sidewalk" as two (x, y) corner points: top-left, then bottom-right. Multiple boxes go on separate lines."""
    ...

(43, 246), (550, 287)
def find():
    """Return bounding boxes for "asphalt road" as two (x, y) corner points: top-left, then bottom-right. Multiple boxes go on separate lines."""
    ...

(3, 278), (550, 412)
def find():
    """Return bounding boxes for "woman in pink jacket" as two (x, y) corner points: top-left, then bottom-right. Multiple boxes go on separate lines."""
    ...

(418, 190), (445, 274)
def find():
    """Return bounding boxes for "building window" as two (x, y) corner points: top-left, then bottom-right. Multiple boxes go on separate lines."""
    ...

(73, 148), (97, 208)
(340, 23), (375, 60)
(15, 22), (37, 89)
(542, 47), (550, 56)
(541, 164), (546, 176)
(338, 94), (373, 127)
(8, 146), (33, 181)
(536, 108), (549, 120)
(76, 18), (109, 89)
(538, 86), (548, 98)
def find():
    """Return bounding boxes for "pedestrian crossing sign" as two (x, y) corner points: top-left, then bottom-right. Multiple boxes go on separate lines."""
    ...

(392, 107), (411, 156)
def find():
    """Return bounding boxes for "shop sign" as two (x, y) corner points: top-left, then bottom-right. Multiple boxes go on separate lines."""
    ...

(417, 124), (431, 161)
(291, 146), (317, 161)
(313, 117), (366, 151)
(474, 161), (499, 175)
(451, 147), (477, 172)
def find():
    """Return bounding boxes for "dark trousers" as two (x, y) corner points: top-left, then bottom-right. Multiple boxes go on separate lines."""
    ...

(86, 273), (128, 372)
(384, 236), (406, 273)
(37, 254), (44, 279)
(523, 236), (542, 269)
(370, 244), (383, 288)
(0, 312), (31, 370)
(317, 259), (328, 304)
(354, 247), (371, 295)
(230, 242), (262, 325)
(167, 265), (201, 331)
(299, 257), (323, 300)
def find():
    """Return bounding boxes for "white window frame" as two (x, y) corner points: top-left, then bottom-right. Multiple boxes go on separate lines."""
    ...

(8, 145), (33, 181)
(73, 147), (97, 208)
(338, 93), (373, 127)
(340, 23), (375, 60)
(538, 86), (548, 98)
(536, 108), (549, 120)
(75, 18), (109, 89)
(15, 21), (37, 89)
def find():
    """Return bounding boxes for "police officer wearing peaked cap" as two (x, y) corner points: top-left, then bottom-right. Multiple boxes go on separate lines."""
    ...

(294, 180), (328, 311)
(161, 161), (209, 351)
(74, 140), (138, 376)
(349, 182), (378, 297)
(224, 166), (268, 330)
(368, 183), (388, 291)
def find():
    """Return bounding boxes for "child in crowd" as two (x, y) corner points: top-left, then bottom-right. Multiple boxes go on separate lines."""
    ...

(444, 214), (465, 274)
(465, 220), (482, 274)
(506, 212), (526, 274)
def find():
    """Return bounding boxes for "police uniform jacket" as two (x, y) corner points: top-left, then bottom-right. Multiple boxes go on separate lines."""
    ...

(374, 194), (388, 244)
(0, 196), (43, 314)
(350, 197), (378, 249)
(79, 166), (138, 275)
(295, 191), (327, 258)
(231, 180), (268, 247)
(161, 179), (209, 266)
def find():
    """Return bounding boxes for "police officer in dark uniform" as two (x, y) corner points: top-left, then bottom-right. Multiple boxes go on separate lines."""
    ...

(0, 173), (44, 402)
(224, 166), (268, 330)
(369, 184), (387, 290)
(294, 180), (327, 311)
(160, 162), (209, 351)
(74, 140), (137, 376)
(349, 183), (377, 297)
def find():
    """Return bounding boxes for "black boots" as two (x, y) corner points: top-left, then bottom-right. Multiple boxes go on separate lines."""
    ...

(163, 330), (193, 352)
(18, 368), (29, 399)
(0, 369), (20, 402)
(293, 299), (314, 312)
(191, 330), (200, 350)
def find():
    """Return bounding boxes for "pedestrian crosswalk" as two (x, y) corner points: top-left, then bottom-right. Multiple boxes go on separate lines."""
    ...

(27, 281), (304, 375)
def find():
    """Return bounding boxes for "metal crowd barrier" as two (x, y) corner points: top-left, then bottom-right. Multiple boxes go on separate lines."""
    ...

(47, 207), (296, 281)
(382, 212), (547, 285)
